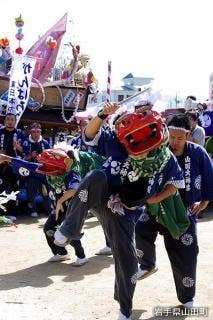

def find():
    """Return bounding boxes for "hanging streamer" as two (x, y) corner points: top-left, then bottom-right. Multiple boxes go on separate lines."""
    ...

(27, 78), (46, 112)
(106, 61), (111, 102)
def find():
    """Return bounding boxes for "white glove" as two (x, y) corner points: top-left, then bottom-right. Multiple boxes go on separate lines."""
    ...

(54, 229), (69, 247)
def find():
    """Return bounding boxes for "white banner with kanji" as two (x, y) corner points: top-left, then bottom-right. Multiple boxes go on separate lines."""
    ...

(7, 55), (36, 126)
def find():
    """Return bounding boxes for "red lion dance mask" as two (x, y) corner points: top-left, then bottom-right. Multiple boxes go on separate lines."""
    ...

(114, 109), (165, 157)
(36, 148), (74, 175)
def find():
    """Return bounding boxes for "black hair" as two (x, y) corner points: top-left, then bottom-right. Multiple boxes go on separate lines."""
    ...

(30, 122), (42, 130)
(186, 95), (196, 101)
(112, 114), (122, 125)
(5, 113), (17, 118)
(167, 113), (191, 131)
(67, 150), (75, 159)
(185, 111), (199, 122)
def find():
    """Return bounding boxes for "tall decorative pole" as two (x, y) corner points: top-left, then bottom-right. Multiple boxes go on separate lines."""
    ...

(15, 15), (24, 55)
(106, 60), (111, 102)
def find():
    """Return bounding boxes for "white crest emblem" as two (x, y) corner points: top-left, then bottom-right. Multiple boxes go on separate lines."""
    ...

(194, 175), (201, 190)
(49, 190), (55, 200)
(138, 212), (149, 222)
(19, 167), (30, 176)
(128, 171), (139, 182)
(200, 114), (211, 128)
(131, 272), (138, 285)
(136, 249), (144, 258)
(110, 161), (121, 175)
(181, 233), (193, 246)
(78, 189), (88, 202)
(182, 277), (195, 287)
(23, 141), (28, 146)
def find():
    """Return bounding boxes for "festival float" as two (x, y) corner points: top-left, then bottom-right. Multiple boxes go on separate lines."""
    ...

(0, 13), (98, 134)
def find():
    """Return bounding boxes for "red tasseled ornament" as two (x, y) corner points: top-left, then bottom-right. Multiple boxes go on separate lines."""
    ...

(49, 41), (57, 49)
(76, 45), (80, 54)
(15, 47), (23, 54)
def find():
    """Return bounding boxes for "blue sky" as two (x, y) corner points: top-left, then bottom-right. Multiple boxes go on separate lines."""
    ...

(1, 0), (213, 100)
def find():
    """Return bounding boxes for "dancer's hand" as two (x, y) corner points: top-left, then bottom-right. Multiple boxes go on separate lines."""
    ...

(56, 200), (64, 221)
(13, 140), (23, 153)
(191, 201), (209, 215)
(0, 154), (11, 164)
(102, 102), (119, 116)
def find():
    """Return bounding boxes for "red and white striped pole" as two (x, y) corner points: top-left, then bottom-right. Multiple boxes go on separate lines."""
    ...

(106, 60), (111, 102)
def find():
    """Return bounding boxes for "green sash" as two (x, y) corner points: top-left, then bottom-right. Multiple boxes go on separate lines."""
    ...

(147, 191), (190, 239)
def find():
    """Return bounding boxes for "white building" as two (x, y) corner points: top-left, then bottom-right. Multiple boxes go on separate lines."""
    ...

(87, 73), (154, 106)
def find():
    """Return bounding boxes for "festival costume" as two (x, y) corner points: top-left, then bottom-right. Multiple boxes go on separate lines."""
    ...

(0, 127), (28, 215)
(56, 110), (185, 318)
(72, 129), (113, 249)
(70, 134), (100, 153)
(8, 148), (106, 261)
(71, 135), (88, 151)
(24, 135), (50, 216)
(136, 142), (213, 305)
(0, 127), (29, 157)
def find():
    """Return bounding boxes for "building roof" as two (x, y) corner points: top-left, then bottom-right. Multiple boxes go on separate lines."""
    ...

(121, 73), (154, 87)
(122, 73), (134, 80)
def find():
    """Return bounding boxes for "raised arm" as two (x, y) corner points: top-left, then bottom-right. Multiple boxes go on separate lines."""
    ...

(85, 102), (119, 139)
(0, 154), (12, 164)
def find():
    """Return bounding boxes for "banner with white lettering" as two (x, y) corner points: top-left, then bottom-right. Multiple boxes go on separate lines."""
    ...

(7, 55), (36, 126)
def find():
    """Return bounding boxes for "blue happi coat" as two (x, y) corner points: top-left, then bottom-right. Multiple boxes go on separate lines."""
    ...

(0, 127), (29, 157)
(10, 158), (81, 200)
(84, 128), (185, 219)
(176, 142), (213, 207)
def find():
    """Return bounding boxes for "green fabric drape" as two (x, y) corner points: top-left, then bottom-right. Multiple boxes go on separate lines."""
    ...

(46, 173), (67, 190)
(129, 145), (171, 177)
(74, 151), (106, 178)
(147, 191), (190, 239)
(128, 126), (171, 177)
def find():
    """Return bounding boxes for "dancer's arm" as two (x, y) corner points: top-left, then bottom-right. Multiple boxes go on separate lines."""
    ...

(0, 154), (45, 182)
(146, 184), (177, 204)
(85, 102), (119, 139)
(55, 189), (77, 220)
(0, 154), (11, 163)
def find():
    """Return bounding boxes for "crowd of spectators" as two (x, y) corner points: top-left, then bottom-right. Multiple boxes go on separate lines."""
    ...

(0, 116), (79, 219)
(0, 97), (212, 222)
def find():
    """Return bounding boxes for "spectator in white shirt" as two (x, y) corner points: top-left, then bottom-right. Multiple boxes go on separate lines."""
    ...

(186, 111), (206, 147)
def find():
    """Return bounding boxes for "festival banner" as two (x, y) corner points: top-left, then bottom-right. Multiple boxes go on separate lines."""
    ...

(0, 91), (8, 116)
(26, 13), (67, 83)
(7, 55), (36, 126)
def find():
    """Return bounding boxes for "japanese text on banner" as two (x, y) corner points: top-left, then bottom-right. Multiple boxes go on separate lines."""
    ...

(7, 55), (36, 126)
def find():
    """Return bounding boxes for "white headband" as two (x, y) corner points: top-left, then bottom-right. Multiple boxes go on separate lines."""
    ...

(168, 126), (190, 133)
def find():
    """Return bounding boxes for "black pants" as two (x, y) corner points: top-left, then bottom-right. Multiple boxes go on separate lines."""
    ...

(0, 163), (19, 215)
(0, 163), (18, 192)
(60, 170), (138, 318)
(43, 213), (85, 259)
(135, 213), (199, 304)
(26, 177), (52, 215)
(88, 208), (111, 248)
(26, 177), (43, 201)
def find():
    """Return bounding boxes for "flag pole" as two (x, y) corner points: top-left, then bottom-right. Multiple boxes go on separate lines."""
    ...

(106, 61), (111, 102)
